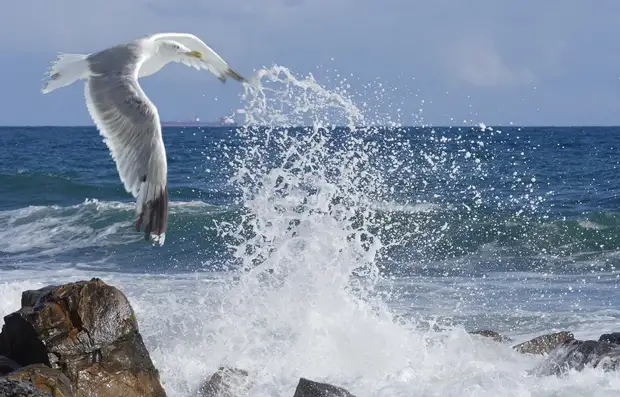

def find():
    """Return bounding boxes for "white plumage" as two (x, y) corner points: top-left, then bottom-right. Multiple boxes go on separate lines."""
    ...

(41, 32), (246, 246)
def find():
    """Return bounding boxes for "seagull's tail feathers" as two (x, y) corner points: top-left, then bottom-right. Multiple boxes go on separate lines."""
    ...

(135, 182), (168, 246)
(41, 53), (91, 94)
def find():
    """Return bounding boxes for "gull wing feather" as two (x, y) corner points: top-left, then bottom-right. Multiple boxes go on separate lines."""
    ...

(84, 66), (168, 245)
(147, 32), (246, 82)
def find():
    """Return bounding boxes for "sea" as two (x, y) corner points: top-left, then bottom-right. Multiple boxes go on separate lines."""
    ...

(1, 66), (620, 396)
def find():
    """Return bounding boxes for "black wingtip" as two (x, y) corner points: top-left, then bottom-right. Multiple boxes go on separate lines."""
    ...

(136, 186), (168, 246)
(226, 68), (247, 83)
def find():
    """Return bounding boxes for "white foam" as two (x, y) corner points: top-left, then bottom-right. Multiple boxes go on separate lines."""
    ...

(371, 201), (441, 214)
(0, 200), (137, 255)
(578, 220), (608, 230)
(3, 271), (620, 396)
(0, 198), (225, 256)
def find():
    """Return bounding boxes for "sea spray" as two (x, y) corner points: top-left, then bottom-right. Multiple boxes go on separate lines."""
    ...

(208, 66), (403, 394)
(196, 66), (533, 396)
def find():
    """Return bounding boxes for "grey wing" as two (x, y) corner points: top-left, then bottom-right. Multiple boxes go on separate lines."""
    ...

(84, 74), (169, 244)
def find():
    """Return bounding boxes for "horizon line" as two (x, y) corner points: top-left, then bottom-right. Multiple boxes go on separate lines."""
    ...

(0, 124), (619, 129)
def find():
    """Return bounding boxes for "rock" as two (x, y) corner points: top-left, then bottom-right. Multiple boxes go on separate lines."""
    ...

(293, 378), (356, 397)
(5, 364), (73, 397)
(197, 367), (250, 397)
(20, 286), (57, 308)
(534, 339), (620, 376)
(0, 313), (49, 368)
(0, 355), (21, 375)
(599, 332), (620, 345)
(0, 377), (51, 397)
(469, 330), (513, 343)
(513, 331), (574, 355)
(0, 278), (166, 397)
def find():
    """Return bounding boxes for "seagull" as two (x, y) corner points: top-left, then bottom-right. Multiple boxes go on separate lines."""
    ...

(41, 33), (246, 246)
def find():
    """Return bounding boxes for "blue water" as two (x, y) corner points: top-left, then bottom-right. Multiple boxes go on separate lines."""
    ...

(1, 126), (619, 275)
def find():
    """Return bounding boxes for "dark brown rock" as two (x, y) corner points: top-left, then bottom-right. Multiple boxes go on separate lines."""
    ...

(293, 378), (356, 397)
(0, 278), (166, 397)
(513, 331), (574, 355)
(0, 313), (49, 367)
(469, 330), (513, 343)
(20, 286), (57, 309)
(5, 364), (73, 397)
(0, 355), (21, 375)
(0, 377), (51, 397)
(197, 367), (250, 397)
(534, 339), (620, 376)
(599, 332), (620, 345)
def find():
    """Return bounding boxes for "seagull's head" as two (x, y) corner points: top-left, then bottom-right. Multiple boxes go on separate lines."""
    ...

(159, 40), (203, 60)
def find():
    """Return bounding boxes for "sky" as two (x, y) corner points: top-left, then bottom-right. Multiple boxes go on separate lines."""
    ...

(1, 0), (620, 126)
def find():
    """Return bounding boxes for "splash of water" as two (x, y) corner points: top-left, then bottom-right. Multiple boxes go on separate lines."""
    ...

(197, 67), (538, 396)
(209, 67), (399, 392)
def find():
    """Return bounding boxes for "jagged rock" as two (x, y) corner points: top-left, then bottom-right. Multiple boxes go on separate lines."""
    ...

(0, 313), (48, 367)
(534, 339), (620, 376)
(5, 364), (73, 397)
(20, 286), (57, 309)
(0, 355), (21, 375)
(197, 367), (250, 397)
(469, 330), (513, 343)
(292, 378), (356, 397)
(599, 332), (620, 345)
(513, 331), (574, 355)
(0, 278), (166, 397)
(0, 377), (51, 397)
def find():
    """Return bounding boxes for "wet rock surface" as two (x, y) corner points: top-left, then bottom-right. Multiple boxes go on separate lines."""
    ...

(5, 364), (73, 397)
(197, 367), (251, 397)
(293, 378), (356, 397)
(0, 355), (21, 375)
(534, 339), (620, 376)
(469, 330), (513, 343)
(0, 278), (166, 397)
(599, 332), (620, 345)
(0, 377), (51, 397)
(513, 331), (575, 355)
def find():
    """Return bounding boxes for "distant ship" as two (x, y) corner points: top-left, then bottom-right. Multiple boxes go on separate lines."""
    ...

(162, 116), (236, 128)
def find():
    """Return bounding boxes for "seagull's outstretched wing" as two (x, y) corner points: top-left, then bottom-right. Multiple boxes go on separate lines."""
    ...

(84, 71), (168, 246)
(148, 32), (246, 82)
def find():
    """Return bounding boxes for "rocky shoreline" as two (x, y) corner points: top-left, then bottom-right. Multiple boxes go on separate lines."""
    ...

(1, 278), (619, 396)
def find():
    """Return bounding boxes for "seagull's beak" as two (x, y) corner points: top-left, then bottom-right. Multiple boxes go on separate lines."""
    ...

(185, 50), (203, 59)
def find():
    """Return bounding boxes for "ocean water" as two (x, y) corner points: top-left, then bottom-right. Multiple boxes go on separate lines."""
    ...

(2, 66), (620, 396)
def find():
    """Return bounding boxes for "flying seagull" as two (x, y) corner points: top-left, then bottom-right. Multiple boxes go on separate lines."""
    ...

(41, 32), (246, 246)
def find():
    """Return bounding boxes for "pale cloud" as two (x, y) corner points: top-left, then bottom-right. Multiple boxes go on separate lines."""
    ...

(451, 38), (534, 87)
